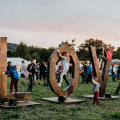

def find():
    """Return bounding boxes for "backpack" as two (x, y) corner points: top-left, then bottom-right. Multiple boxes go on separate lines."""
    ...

(27, 63), (33, 72)
(11, 69), (19, 80)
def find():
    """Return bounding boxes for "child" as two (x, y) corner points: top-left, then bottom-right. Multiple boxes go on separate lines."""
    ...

(57, 49), (70, 87)
(92, 78), (100, 105)
(3, 61), (19, 93)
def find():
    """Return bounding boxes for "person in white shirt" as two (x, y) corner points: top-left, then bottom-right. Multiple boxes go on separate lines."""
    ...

(57, 49), (70, 87)
(20, 60), (26, 84)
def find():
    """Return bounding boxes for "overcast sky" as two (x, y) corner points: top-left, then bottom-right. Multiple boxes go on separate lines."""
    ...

(0, 0), (120, 49)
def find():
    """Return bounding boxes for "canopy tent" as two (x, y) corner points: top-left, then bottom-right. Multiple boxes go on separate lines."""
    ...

(7, 57), (30, 66)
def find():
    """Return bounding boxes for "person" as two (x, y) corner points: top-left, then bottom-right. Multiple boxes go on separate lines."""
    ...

(44, 63), (48, 86)
(26, 59), (37, 92)
(81, 67), (86, 84)
(86, 62), (92, 84)
(38, 61), (46, 85)
(117, 65), (120, 80)
(57, 49), (70, 87)
(99, 45), (112, 80)
(20, 60), (26, 84)
(112, 64), (117, 81)
(92, 78), (100, 105)
(56, 65), (62, 83)
(25, 68), (30, 84)
(36, 63), (39, 80)
(2, 61), (19, 93)
(84, 61), (87, 82)
(68, 63), (73, 79)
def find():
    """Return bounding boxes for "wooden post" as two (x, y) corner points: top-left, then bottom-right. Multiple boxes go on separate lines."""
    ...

(99, 47), (113, 96)
(0, 37), (7, 98)
(89, 46), (102, 87)
(89, 46), (113, 97)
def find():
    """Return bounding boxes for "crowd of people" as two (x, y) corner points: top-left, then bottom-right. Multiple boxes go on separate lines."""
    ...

(80, 61), (92, 84)
(2, 59), (48, 93)
(3, 55), (74, 93)
(2, 44), (118, 105)
(3, 58), (101, 105)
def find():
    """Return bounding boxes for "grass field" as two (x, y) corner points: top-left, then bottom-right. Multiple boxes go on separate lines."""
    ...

(0, 76), (120, 120)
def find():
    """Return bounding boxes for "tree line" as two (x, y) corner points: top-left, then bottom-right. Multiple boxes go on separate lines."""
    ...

(76, 39), (120, 61)
(7, 42), (55, 63)
(7, 39), (120, 62)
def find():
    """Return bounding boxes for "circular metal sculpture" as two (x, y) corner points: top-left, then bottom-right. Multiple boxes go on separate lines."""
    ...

(48, 44), (79, 99)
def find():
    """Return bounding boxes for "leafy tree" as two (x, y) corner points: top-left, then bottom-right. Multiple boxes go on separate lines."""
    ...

(76, 48), (90, 61)
(15, 42), (31, 60)
(113, 47), (120, 59)
(7, 39), (118, 62)
(7, 50), (16, 57)
(77, 39), (105, 60)
(7, 41), (55, 62)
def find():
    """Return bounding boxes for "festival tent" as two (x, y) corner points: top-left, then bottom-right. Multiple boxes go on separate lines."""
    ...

(7, 57), (31, 76)
(7, 57), (30, 66)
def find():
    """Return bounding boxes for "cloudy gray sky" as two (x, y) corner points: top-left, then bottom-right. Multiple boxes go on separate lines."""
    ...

(0, 0), (120, 48)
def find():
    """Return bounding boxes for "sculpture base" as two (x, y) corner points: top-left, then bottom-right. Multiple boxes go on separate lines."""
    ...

(41, 97), (85, 104)
(0, 101), (41, 108)
(7, 92), (31, 101)
(83, 95), (119, 100)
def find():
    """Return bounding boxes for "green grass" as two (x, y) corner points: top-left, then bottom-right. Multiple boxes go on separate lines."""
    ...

(0, 76), (120, 120)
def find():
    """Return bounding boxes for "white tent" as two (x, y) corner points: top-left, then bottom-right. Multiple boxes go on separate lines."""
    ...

(7, 57), (31, 66)
(111, 59), (120, 63)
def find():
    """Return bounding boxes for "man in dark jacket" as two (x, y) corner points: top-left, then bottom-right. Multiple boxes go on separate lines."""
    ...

(26, 59), (37, 92)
